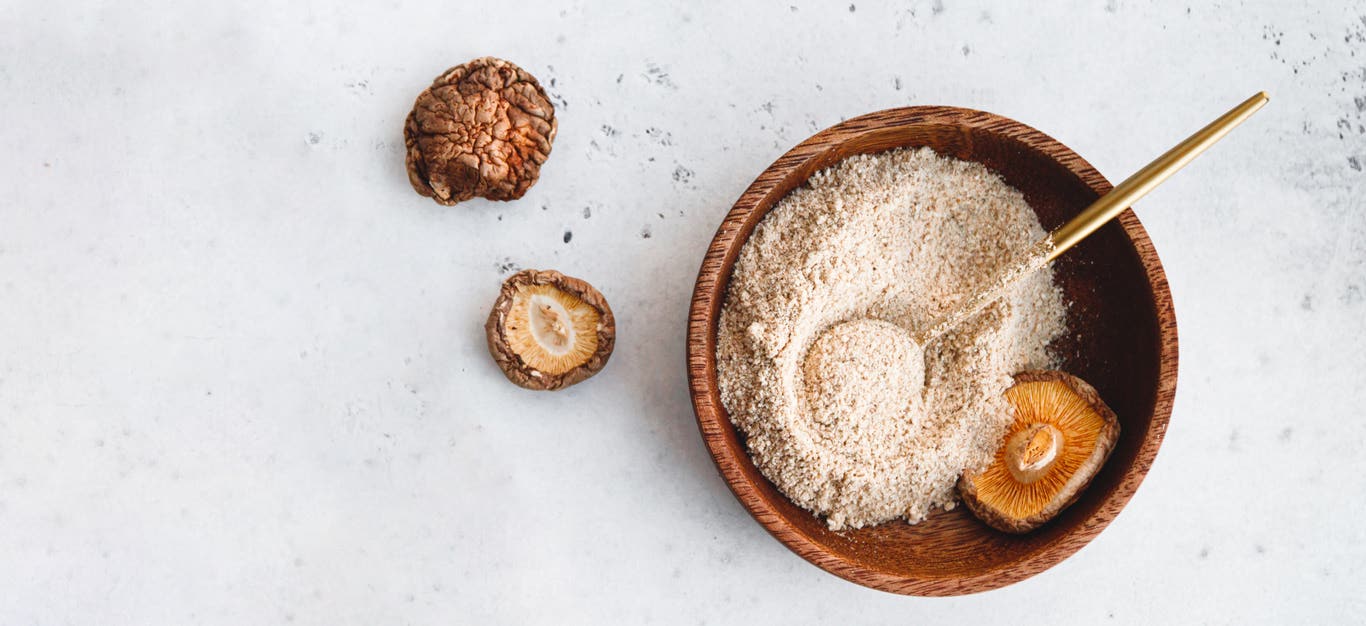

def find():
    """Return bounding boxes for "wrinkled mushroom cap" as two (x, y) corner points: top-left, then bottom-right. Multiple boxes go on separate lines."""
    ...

(959, 370), (1120, 534)
(485, 269), (614, 391)
(404, 57), (557, 205)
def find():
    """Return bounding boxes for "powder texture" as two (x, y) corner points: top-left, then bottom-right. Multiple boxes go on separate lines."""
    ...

(716, 147), (1067, 530)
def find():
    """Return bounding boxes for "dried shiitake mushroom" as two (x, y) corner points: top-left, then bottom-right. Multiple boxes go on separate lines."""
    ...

(404, 57), (557, 205)
(959, 370), (1120, 534)
(485, 269), (614, 390)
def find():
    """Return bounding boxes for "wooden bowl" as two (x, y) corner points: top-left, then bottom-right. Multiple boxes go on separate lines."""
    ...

(686, 107), (1178, 596)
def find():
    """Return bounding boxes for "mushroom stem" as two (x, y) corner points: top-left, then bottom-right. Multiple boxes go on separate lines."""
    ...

(539, 304), (569, 346)
(1006, 423), (1062, 484)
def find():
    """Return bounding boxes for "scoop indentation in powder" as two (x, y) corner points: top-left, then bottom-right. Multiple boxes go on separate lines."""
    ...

(801, 319), (925, 431)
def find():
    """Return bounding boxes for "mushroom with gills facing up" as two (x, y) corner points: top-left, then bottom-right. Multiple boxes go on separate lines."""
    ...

(485, 269), (615, 391)
(958, 370), (1120, 534)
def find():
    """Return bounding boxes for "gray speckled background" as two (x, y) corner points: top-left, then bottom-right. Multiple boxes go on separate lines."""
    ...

(1, 1), (1363, 623)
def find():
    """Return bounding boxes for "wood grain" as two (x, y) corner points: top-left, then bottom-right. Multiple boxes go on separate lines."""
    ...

(685, 106), (1179, 596)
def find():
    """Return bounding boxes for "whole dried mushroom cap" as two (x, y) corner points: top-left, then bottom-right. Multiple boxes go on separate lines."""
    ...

(958, 370), (1121, 534)
(486, 269), (614, 390)
(405, 57), (557, 205)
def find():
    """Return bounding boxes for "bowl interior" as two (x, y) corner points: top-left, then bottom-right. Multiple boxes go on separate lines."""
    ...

(687, 107), (1176, 596)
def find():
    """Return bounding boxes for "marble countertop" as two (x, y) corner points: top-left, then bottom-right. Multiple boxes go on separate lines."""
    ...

(2, 1), (1363, 623)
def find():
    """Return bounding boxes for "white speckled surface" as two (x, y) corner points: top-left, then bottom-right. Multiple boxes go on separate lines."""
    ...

(2, 1), (1364, 623)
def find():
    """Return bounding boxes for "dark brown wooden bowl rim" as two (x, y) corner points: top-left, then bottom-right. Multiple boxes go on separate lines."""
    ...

(685, 105), (1178, 596)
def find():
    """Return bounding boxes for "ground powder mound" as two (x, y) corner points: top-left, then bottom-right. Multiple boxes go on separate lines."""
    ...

(716, 147), (1067, 530)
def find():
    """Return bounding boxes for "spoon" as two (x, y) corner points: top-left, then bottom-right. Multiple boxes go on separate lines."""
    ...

(833, 92), (1270, 400)
(911, 91), (1269, 349)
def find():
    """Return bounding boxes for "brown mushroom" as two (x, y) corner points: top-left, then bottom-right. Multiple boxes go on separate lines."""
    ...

(404, 57), (558, 205)
(958, 370), (1120, 534)
(485, 269), (614, 390)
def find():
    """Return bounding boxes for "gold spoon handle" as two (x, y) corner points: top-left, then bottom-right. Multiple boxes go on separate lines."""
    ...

(911, 92), (1268, 347)
(1045, 91), (1269, 261)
